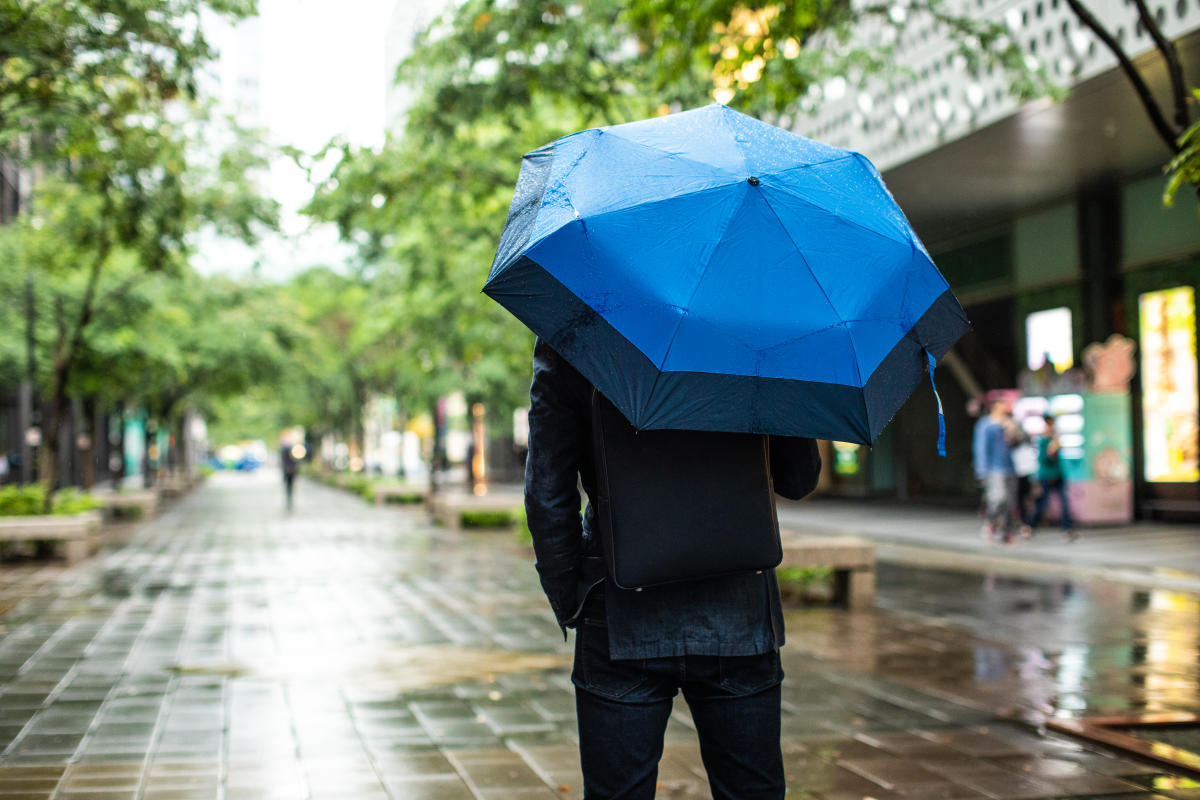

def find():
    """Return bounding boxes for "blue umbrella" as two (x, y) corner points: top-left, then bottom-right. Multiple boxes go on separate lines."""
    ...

(485, 104), (968, 450)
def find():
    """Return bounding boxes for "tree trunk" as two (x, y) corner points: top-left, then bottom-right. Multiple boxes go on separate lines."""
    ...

(38, 364), (70, 512)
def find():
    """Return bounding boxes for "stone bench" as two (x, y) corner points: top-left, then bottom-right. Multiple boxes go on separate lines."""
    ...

(428, 492), (523, 530)
(372, 483), (428, 506)
(97, 489), (159, 521)
(0, 511), (102, 565)
(157, 474), (200, 500)
(779, 534), (876, 609)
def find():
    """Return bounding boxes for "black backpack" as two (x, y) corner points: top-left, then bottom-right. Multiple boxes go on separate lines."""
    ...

(589, 389), (782, 590)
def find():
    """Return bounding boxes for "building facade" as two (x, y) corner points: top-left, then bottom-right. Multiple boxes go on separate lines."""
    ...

(793, 0), (1200, 519)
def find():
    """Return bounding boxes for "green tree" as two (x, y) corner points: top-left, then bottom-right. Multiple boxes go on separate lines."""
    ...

(0, 0), (274, 507)
(75, 272), (299, 469)
(270, 267), (375, 455)
(306, 0), (1052, 432)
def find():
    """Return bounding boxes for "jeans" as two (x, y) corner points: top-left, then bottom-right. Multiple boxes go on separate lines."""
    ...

(1028, 478), (1072, 531)
(982, 472), (1018, 535)
(572, 591), (785, 799)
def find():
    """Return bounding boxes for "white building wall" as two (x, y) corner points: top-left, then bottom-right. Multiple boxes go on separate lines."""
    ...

(794, 0), (1200, 169)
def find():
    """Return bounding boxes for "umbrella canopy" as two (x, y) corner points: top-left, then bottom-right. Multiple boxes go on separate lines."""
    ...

(485, 104), (968, 445)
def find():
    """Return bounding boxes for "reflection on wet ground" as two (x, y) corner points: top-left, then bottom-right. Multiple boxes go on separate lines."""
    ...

(869, 563), (1200, 721)
(0, 471), (1196, 798)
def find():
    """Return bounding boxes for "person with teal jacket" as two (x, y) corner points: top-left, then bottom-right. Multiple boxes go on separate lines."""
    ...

(1026, 415), (1076, 539)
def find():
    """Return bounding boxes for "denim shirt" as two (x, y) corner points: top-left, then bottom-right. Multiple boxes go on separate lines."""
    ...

(524, 339), (822, 660)
(972, 417), (1014, 478)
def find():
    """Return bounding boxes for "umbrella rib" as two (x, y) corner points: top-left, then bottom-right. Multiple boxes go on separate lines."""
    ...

(719, 106), (750, 176)
(757, 190), (866, 390)
(571, 179), (747, 232)
(768, 174), (914, 248)
(601, 129), (744, 181)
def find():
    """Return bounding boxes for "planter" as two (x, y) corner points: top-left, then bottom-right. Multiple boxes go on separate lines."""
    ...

(157, 474), (196, 500)
(97, 489), (159, 522)
(0, 510), (102, 564)
(429, 491), (523, 531)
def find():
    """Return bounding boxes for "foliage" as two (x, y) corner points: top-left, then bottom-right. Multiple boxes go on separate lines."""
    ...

(336, 474), (374, 502)
(775, 565), (833, 584)
(459, 508), (518, 529)
(0, 0), (257, 149)
(0, 0), (274, 506)
(0, 485), (43, 516)
(775, 565), (834, 604)
(50, 488), (101, 515)
(0, 485), (99, 516)
(107, 504), (144, 521)
(268, 267), (374, 445)
(623, 0), (1054, 115)
(1165, 89), (1200, 207)
(305, 0), (1052, 428)
(514, 505), (532, 546)
(379, 489), (425, 505)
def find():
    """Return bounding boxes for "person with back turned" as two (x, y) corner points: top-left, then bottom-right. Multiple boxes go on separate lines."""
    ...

(280, 439), (300, 510)
(524, 338), (822, 800)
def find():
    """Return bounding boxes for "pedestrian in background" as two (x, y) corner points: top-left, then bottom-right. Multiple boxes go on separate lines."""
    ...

(280, 440), (299, 510)
(1026, 414), (1076, 540)
(973, 397), (1019, 543)
(1010, 421), (1038, 535)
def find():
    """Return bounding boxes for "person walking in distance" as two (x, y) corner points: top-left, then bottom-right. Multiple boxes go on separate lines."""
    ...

(280, 439), (300, 510)
(973, 397), (1020, 543)
(524, 339), (821, 800)
(1026, 415), (1077, 540)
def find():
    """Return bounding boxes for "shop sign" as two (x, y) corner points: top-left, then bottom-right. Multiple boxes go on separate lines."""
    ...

(1138, 286), (1199, 483)
(1026, 306), (1074, 372)
(832, 441), (860, 475)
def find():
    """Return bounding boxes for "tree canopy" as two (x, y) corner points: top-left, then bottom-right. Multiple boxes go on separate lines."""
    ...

(304, 0), (1049, 428)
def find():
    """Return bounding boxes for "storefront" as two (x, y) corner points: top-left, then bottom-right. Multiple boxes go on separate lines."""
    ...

(823, 181), (1200, 522)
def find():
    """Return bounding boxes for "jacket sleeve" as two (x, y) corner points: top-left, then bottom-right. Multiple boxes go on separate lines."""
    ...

(769, 435), (821, 501)
(973, 419), (987, 478)
(524, 339), (586, 626)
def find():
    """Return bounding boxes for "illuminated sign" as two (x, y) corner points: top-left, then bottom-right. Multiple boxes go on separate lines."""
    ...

(832, 442), (860, 475)
(1139, 286), (1199, 483)
(1026, 307), (1074, 372)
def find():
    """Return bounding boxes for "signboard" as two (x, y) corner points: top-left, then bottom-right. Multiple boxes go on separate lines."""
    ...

(832, 441), (860, 475)
(1139, 286), (1199, 483)
(1026, 307), (1074, 372)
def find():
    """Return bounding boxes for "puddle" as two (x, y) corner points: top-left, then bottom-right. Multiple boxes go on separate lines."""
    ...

(168, 644), (570, 690)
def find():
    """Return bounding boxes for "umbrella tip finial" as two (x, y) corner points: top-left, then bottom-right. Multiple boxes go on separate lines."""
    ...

(748, 176), (760, 186)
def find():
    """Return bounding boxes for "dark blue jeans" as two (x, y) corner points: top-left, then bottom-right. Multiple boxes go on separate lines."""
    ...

(572, 594), (785, 799)
(1028, 478), (1072, 531)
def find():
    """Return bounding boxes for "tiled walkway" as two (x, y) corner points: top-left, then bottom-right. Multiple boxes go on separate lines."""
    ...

(0, 472), (1194, 799)
(777, 499), (1200, 591)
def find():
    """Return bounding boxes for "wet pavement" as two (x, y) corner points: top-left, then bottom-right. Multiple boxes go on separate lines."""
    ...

(0, 471), (1197, 799)
(777, 499), (1200, 592)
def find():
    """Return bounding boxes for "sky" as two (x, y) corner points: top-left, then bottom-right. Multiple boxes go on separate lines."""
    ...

(194, 0), (412, 280)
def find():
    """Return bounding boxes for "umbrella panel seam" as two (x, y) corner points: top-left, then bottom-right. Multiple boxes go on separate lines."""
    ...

(755, 188), (861, 384)
(766, 174), (916, 249)
(591, 127), (744, 183)
(601, 106), (854, 175)
(638, 183), (751, 420)
(547, 180), (749, 243)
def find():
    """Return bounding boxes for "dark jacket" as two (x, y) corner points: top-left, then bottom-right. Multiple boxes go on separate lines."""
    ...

(525, 339), (821, 660)
(281, 445), (299, 478)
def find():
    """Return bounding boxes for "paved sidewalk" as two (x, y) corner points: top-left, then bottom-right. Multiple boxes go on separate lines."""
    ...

(779, 498), (1200, 591)
(0, 472), (1194, 799)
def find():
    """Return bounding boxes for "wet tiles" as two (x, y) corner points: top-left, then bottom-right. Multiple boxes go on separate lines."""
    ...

(0, 473), (1197, 798)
